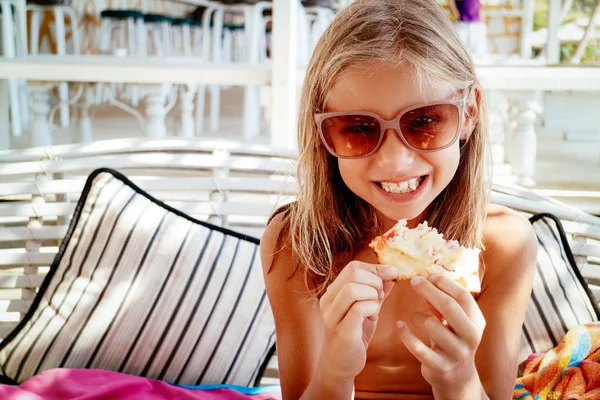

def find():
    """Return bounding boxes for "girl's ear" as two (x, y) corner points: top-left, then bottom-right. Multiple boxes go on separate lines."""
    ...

(460, 87), (481, 142)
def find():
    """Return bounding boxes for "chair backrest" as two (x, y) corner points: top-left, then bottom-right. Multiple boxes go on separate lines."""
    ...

(0, 139), (297, 340)
(0, 138), (599, 346)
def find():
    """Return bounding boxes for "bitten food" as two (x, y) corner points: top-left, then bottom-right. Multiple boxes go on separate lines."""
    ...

(369, 220), (481, 292)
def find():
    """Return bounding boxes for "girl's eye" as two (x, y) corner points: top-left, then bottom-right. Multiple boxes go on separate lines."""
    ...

(343, 124), (378, 135)
(408, 116), (437, 128)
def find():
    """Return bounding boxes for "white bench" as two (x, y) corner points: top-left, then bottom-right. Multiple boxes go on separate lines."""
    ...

(0, 138), (599, 386)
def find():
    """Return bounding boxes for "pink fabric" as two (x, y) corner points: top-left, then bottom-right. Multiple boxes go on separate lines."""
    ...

(0, 369), (282, 400)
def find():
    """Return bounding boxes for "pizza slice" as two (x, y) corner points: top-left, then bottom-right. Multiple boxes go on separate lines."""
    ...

(369, 220), (481, 292)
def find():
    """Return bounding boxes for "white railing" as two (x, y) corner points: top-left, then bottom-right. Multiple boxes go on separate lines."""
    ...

(1, 56), (600, 186)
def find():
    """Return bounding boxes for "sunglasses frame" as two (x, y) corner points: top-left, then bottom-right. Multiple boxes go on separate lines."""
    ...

(315, 93), (469, 159)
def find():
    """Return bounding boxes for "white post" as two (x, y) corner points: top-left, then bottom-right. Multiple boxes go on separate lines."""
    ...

(141, 84), (171, 138)
(180, 84), (197, 138)
(209, 8), (224, 133)
(54, 8), (71, 128)
(209, 148), (230, 226)
(77, 85), (94, 143)
(0, 79), (9, 149)
(1, 1), (22, 137)
(547, 0), (562, 64)
(520, 0), (535, 59)
(29, 84), (54, 147)
(511, 95), (541, 187)
(195, 85), (206, 136)
(271, 0), (299, 149)
(242, 5), (263, 140)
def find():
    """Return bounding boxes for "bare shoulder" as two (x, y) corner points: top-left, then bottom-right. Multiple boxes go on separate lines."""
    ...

(484, 204), (537, 254)
(260, 208), (313, 300)
(260, 210), (291, 276)
(481, 204), (538, 286)
(260, 209), (323, 398)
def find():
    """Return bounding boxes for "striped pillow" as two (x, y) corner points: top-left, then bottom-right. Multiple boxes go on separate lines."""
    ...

(519, 213), (600, 365)
(0, 169), (276, 386)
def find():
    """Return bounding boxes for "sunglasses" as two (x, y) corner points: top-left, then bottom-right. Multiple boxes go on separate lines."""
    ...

(315, 95), (468, 159)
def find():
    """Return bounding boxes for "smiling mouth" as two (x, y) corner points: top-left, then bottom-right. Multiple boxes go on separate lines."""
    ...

(375, 176), (426, 194)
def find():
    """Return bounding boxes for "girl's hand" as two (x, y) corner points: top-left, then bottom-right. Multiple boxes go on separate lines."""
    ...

(396, 275), (486, 398)
(318, 261), (398, 382)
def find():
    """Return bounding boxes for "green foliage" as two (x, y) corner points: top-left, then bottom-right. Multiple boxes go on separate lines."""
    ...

(534, 0), (598, 62)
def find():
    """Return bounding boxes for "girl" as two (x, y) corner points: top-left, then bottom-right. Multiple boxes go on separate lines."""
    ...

(261, 0), (537, 398)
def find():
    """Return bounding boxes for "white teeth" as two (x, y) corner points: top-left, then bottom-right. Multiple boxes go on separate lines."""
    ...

(408, 178), (418, 190)
(381, 177), (423, 194)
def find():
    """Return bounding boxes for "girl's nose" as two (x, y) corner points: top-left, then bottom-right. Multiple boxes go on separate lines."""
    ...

(374, 128), (416, 168)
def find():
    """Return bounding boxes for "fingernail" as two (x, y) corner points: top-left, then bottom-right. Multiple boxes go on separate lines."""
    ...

(380, 290), (385, 300)
(384, 266), (397, 276)
(429, 275), (438, 283)
(410, 277), (423, 287)
(396, 321), (405, 329)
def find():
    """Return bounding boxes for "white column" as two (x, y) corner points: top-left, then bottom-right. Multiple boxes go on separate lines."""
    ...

(141, 84), (171, 138)
(1, 1), (22, 137)
(511, 94), (541, 187)
(77, 85), (94, 143)
(520, 0), (535, 59)
(547, 0), (562, 64)
(209, 8), (224, 133)
(29, 84), (54, 148)
(54, 8), (71, 128)
(180, 84), (197, 138)
(0, 79), (10, 149)
(270, 0), (299, 149)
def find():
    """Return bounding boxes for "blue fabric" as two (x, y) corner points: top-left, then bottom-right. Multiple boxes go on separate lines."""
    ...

(173, 384), (281, 395)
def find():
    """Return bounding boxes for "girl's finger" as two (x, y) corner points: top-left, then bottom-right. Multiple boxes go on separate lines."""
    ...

(339, 300), (381, 332)
(396, 320), (445, 367)
(322, 262), (385, 306)
(429, 275), (485, 327)
(410, 276), (478, 343)
(325, 283), (380, 325)
(382, 279), (396, 301)
(411, 312), (470, 361)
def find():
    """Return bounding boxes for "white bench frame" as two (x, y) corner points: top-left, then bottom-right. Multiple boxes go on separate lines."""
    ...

(0, 138), (599, 385)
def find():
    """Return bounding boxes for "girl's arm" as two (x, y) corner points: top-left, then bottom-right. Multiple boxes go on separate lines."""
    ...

(260, 214), (353, 400)
(396, 205), (536, 399)
(475, 206), (538, 399)
(260, 214), (396, 400)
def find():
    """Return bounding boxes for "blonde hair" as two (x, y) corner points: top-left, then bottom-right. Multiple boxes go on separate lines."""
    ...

(272, 0), (490, 297)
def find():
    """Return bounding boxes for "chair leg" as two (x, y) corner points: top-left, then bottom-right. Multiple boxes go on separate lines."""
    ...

(0, 79), (10, 149)
(180, 85), (197, 138)
(77, 85), (94, 143)
(1, 6), (22, 137)
(243, 86), (260, 140)
(29, 84), (53, 147)
(195, 85), (206, 136)
(29, 9), (42, 55)
(209, 86), (220, 133)
(53, 8), (70, 128)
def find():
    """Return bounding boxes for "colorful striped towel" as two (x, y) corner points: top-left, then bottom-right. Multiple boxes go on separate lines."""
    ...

(514, 322), (600, 399)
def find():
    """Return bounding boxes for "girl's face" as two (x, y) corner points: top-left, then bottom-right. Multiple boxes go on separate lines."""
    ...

(324, 63), (472, 231)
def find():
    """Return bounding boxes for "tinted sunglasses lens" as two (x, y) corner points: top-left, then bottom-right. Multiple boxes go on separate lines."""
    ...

(399, 104), (460, 150)
(320, 114), (380, 157)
